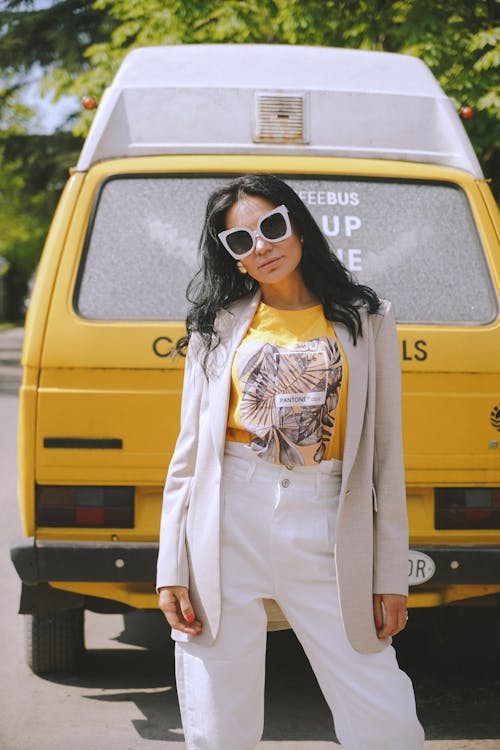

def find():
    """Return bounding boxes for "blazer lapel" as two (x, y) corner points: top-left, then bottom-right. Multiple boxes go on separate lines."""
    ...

(208, 291), (261, 463)
(335, 311), (369, 490)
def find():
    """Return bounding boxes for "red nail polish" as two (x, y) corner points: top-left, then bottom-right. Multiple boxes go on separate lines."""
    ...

(186, 613), (195, 623)
(375, 620), (381, 628)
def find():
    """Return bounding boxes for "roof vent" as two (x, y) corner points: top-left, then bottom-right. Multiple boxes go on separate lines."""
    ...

(253, 92), (309, 144)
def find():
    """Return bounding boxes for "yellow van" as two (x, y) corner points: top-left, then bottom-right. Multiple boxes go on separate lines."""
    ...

(10, 45), (500, 673)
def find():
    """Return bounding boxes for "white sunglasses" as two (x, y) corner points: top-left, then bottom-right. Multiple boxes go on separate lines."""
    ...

(218, 204), (292, 260)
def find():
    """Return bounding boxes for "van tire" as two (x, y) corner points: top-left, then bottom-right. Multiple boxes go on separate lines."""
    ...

(25, 609), (85, 675)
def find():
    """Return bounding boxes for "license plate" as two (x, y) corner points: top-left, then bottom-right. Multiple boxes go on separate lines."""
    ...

(408, 550), (436, 585)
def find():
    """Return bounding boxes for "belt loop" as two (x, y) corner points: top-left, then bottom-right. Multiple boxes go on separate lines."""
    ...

(317, 478), (328, 498)
(315, 471), (323, 496)
(245, 458), (257, 483)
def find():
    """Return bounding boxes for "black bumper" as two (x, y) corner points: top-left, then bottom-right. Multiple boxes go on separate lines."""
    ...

(408, 545), (500, 586)
(10, 539), (500, 586)
(10, 538), (158, 585)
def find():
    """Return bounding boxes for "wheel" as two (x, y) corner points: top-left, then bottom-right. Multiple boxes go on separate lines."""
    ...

(25, 609), (85, 675)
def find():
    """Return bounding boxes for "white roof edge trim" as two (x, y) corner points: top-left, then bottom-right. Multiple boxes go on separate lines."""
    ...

(74, 149), (480, 178)
(76, 44), (483, 178)
(120, 145), (470, 159)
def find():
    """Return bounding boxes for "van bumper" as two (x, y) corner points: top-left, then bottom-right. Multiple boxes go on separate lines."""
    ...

(10, 539), (500, 586)
(408, 545), (500, 586)
(10, 538), (158, 585)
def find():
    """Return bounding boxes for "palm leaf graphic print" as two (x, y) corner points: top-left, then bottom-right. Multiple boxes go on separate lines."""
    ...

(238, 338), (343, 465)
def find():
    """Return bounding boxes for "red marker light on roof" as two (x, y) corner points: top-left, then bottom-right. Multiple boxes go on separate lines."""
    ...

(459, 105), (475, 120)
(82, 96), (98, 111)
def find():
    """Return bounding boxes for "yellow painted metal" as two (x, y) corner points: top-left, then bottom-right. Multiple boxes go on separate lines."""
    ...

(477, 180), (500, 246)
(407, 489), (500, 545)
(36, 370), (183, 485)
(36, 486), (162, 542)
(17, 369), (38, 536)
(21, 174), (85, 369)
(48, 582), (500, 611)
(18, 175), (85, 536)
(50, 581), (157, 609)
(18, 153), (500, 608)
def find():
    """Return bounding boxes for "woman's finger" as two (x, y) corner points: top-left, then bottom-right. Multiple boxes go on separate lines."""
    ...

(177, 587), (196, 624)
(373, 594), (383, 631)
(374, 594), (408, 638)
(396, 605), (409, 634)
(158, 586), (202, 635)
(159, 589), (184, 628)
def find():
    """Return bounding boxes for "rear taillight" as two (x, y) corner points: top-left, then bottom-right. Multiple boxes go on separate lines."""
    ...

(435, 488), (500, 529)
(36, 485), (134, 527)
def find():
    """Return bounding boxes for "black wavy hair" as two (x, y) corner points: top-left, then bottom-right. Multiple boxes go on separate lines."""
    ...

(179, 174), (380, 367)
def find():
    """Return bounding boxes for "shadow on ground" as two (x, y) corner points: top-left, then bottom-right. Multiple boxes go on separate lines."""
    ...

(37, 606), (500, 743)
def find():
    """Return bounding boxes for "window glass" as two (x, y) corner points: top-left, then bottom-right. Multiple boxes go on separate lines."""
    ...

(76, 177), (226, 321)
(76, 176), (496, 323)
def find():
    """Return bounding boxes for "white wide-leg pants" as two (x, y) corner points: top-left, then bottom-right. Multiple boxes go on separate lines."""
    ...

(175, 443), (424, 750)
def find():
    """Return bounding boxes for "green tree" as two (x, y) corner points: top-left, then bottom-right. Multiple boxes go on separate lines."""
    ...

(38, 0), (500, 175)
(0, 133), (83, 320)
(0, 0), (118, 130)
(2, 1), (497, 159)
(0, 0), (498, 319)
(0, 0), (95, 318)
(0, 0), (116, 72)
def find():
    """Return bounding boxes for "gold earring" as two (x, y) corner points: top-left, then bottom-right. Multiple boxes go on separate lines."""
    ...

(237, 261), (248, 274)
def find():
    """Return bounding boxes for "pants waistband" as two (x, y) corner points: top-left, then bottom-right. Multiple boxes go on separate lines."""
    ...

(224, 441), (343, 478)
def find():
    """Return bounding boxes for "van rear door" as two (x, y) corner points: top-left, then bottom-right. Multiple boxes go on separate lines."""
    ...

(37, 155), (500, 597)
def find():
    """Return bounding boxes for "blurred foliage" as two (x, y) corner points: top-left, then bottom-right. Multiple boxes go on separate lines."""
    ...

(1, 0), (497, 161)
(0, 133), (83, 320)
(49, 0), (500, 172)
(0, 0), (113, 318)
(0, 0), (498, 318)
(0, 0), (117, 72)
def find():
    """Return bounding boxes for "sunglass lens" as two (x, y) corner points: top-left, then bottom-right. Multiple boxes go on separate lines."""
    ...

(261, 212), (287, 240)
(226, 230), (254, 256)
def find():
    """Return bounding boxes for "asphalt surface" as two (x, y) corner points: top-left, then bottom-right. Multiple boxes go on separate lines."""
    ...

(0, 326), (23, 395)
(1, 327), (499, 749)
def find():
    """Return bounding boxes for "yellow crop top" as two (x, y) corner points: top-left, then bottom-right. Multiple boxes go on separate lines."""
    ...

(226, 302), (348, 466)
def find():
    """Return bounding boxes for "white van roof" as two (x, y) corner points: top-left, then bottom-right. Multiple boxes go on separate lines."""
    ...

(76, 44), (482, 177)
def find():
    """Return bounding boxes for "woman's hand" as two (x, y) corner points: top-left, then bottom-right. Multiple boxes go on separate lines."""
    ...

(373, 593), (408, 639)
(158, 585), (203, 636)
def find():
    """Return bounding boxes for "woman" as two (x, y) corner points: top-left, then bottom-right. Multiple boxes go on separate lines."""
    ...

(157, 174), (424, 749)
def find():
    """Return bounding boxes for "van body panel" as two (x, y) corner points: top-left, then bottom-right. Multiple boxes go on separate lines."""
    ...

(36, 156), (499, 501)
(18, 375), (37, 536)
(18, 175), (86, 537)
(407, 488), (500, 544)
(402, 370), (500, 483)
(21, 175), (85, 369)
(36, 369), (183, 484)
(35, 493), (163, 541)
(477, 181), (500, 244)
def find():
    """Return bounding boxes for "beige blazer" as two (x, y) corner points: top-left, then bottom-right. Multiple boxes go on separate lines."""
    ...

(156, 291), (409, 654)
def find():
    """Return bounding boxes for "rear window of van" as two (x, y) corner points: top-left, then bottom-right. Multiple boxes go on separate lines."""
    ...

(75, 176), (496, 324)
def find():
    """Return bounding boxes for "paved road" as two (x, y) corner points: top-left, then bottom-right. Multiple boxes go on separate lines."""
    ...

(0, 326), (23, 394)
(1, 329), (499, 749)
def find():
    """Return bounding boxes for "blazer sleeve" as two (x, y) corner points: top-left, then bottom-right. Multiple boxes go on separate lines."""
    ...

(156, 334), (204, 591)
(372, 301), (409, 596)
